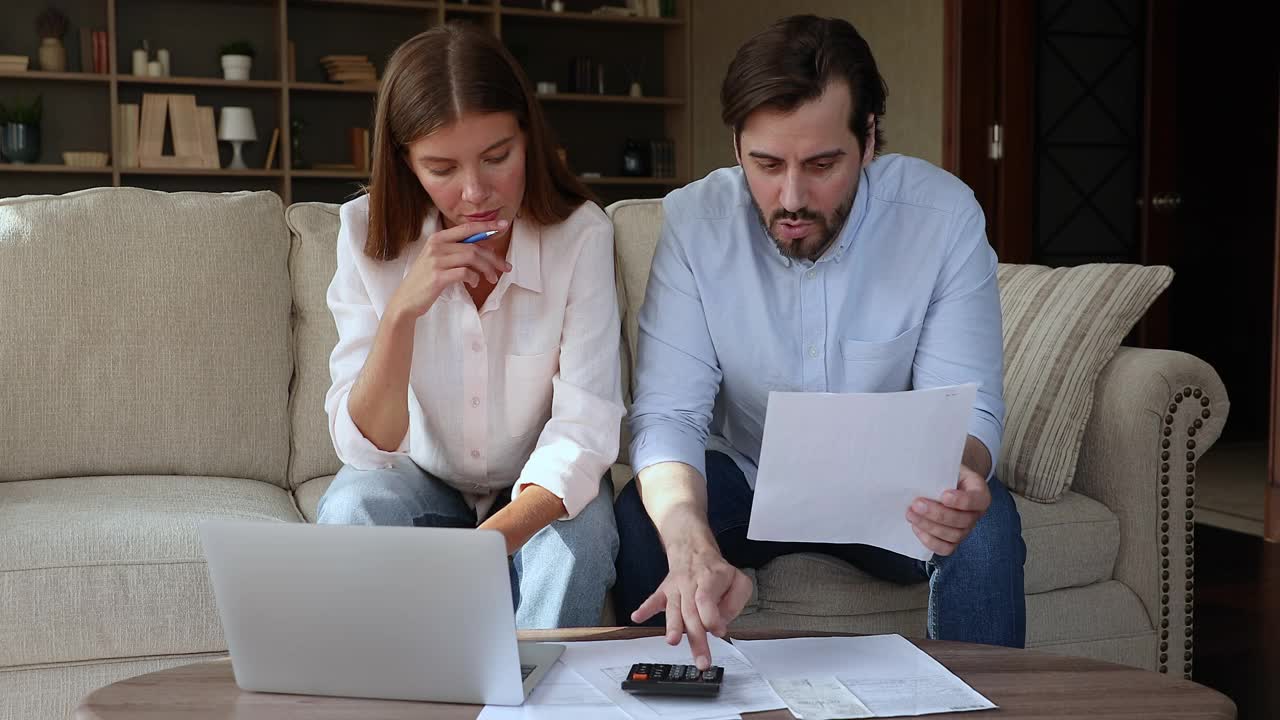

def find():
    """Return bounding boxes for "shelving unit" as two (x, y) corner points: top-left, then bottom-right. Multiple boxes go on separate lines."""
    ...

(0, 0), (691, 204)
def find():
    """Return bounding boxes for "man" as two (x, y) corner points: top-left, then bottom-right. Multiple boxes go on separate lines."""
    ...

(614, 15), (1026, 670)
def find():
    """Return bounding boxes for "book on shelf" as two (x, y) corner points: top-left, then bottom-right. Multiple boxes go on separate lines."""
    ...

(263, 128), (280, 170)
(118, 104), (139, 168)
(92, 31), (108, 74)
(348, 127), (370, 172)
(647, 138), (675, 178)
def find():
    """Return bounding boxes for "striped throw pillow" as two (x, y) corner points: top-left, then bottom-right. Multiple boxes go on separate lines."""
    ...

(997, 263), (1174, 502)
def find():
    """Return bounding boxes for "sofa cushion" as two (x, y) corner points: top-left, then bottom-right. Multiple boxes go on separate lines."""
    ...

(997, 263), (1172, 501)
(751, 490), (1117, 617)
(285, 202), (344, 490)
(0, 188), (294, 487)
(294, 473), (336, 522)
(0, 475), (301, 668)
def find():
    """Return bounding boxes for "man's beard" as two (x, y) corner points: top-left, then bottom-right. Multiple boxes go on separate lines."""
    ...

(751, 185), (856, 262)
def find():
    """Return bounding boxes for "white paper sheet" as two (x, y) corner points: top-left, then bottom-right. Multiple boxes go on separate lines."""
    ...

(767, 675), (874, 719)
(476, 659), (631, 720)
(747, 384), (978, 560)
(732, 635), (996, 718)
(558, 635), (786, 720)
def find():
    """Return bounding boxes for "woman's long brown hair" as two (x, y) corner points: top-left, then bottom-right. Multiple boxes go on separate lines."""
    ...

(364, 22), (594, 261)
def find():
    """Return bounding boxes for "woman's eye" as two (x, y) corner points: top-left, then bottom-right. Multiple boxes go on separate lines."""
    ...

(484, 153), (510, 165)
(427, 167), (454, 177)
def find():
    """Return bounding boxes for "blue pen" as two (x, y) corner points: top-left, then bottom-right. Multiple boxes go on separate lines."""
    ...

(462, 230), (499, 244)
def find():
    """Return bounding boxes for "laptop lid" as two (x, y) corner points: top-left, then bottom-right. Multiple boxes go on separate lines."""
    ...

(199, 520), (529, 705)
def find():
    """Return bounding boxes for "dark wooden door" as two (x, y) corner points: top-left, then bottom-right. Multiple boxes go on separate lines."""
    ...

(949, 1), (1280, 540)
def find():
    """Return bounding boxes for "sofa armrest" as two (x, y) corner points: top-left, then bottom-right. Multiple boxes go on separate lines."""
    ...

(1071, 346), (1229, 677)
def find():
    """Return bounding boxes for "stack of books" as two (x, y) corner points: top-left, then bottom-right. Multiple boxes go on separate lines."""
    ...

(0, 55), (30, 73)
(321, 55), (377, 85)
(648, 138), (675, 178)
(78, 29), (109, 73)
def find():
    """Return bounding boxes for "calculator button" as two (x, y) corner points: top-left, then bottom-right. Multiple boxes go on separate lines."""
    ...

(702, 670), (717, 680)
(685, 667), (700, 680)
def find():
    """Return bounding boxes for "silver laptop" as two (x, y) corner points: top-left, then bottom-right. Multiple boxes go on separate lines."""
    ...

(198, 520), (563, 705)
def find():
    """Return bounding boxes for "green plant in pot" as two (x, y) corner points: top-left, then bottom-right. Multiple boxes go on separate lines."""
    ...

(0, 96), (43, 164)
(36, 6), (69, 72)
(219, 41), (255, 81)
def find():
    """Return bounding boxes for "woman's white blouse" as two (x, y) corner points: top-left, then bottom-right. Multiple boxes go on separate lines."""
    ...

(325, 194), (624, 521)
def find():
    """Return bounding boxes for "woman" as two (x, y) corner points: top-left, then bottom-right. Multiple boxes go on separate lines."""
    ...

(317, 22), (623, 630)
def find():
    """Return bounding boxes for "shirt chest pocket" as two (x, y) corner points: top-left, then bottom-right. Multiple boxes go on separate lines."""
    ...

(504, 349), (560, 438)
(839, 323), (923, 392)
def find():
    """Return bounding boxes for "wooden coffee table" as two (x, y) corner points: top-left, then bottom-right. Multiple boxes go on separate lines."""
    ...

(75, 627), (1235, 719)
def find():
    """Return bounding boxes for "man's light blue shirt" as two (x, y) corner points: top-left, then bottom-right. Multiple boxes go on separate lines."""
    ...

(628, 154), (1005, 486)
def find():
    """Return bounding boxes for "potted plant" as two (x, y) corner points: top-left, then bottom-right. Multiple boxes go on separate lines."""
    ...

(219, 41), (255, 81)
(36, 6), (69, 72)
(0, 96), (44, 164)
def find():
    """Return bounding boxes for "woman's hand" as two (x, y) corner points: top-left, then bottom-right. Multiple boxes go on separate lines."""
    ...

(389, 219), (512, 320)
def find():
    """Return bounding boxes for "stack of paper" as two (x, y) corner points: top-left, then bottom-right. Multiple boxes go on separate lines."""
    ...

(481, 635), (994, 720)
(734, 635), (996, 718)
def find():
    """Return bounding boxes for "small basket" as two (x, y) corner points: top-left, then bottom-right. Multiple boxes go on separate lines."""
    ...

(62, 151), (110, 168)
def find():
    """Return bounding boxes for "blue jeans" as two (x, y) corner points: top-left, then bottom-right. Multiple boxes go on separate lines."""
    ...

(316, 459), (619, 629)
(613, 451), (1027, 647)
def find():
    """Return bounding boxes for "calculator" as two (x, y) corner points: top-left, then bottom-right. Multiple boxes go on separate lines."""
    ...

(621, 663), (725, 697)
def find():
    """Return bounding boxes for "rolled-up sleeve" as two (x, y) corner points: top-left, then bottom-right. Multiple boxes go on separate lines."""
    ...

(514, 219), (626, 519)
(911, 194), (1005, 476)
(627, 209), (722, 483)
(324, 202), (411, 470)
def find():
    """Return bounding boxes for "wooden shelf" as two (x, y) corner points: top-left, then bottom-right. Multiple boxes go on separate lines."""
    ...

(292, 0), (438, 9)
(0, 0), (690, 205)
(445, 2), (493, 13)
(500, 7), (682, 25)
(121, 168), (284, 177)
(0, 163), (113, 174)
(288, 81), (379, 93)
(581, 176), (684, 186)
(537, 92), (683, 106)
(117, 75), (283, 90)
(293, 169), (370, 179)
(0, 70), (111, 83)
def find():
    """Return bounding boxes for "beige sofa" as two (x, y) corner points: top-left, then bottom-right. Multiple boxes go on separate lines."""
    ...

(0, 188), (1227, 720)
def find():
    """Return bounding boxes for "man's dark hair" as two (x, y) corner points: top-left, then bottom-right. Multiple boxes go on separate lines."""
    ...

(721, 15), (888, 155)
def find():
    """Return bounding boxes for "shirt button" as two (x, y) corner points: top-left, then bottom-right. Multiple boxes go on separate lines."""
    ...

(471, 342), (482, 352)
(470, 449), (480, 459)
(808, 345), (819, 358)
(471, 396), (480, 408)
(806, 270), (817, 280)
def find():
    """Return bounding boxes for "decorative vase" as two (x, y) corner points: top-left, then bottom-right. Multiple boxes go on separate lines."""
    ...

(221, 54), (252, 81)
(2, 123), (41, 164)
(37, 38), (66, 72)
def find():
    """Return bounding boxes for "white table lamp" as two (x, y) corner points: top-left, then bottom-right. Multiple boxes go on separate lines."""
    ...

(218, 107), (257, 169)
